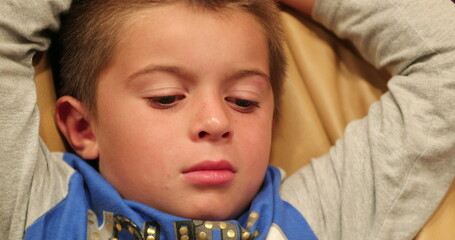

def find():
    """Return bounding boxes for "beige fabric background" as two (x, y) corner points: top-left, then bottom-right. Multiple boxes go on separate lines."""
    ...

(33, 10), (454, 240)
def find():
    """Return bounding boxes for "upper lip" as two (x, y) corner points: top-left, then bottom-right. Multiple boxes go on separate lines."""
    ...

(182, 160), (236, 173)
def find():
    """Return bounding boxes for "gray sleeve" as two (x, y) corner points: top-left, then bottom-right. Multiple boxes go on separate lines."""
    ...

(0, 1), (72, 239)
(280, 1), (455, 240)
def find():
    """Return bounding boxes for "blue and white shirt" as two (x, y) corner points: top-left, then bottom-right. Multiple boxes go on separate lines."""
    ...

(25, 153), (317, 240)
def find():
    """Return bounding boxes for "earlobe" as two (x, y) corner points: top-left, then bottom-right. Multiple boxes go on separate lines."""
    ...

(55, 96), (99, 160)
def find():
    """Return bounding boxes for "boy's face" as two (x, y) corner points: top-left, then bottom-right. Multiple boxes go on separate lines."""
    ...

(91, 3), (274, 220)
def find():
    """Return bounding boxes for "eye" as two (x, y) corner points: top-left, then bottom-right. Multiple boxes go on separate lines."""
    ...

(225, 97), (259, 113)
(148, 95), (185, 109)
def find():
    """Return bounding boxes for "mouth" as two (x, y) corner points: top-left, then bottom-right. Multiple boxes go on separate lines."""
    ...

(182, 160), (236, 185)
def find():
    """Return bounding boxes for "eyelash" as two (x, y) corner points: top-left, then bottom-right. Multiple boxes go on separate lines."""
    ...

(225, 97), (260, 113)
(148, 95), (185, 109)
(147, 95), (259, 112)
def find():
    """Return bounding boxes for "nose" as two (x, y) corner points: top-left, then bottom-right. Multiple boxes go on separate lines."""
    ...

(190, 97), (232, 142)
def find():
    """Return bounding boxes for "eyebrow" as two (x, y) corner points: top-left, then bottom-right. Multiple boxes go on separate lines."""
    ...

(126, 64), (270, 83)
(126, 65), (194, 83)
(229, 70), (270, 83)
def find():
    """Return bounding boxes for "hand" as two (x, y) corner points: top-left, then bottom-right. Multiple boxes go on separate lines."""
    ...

(281, 0), (316, 16)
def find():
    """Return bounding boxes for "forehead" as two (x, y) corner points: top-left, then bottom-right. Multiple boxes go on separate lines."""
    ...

(120, 2), (267, 47)
(102, 2), (270, 84)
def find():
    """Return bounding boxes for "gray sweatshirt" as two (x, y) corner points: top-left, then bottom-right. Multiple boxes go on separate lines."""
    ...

(281, 0), (455, 239)
(1, 0), (454, 239)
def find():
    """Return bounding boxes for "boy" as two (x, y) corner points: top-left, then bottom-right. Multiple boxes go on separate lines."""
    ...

(1, 0), (454, 240)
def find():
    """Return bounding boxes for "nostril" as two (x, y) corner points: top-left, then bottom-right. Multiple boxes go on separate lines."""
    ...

(199, 131), (207, 138)
(197, 131), (230, 139)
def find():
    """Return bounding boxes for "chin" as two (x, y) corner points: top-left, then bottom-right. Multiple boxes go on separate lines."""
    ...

(185, 210), (235, 221)
(178, 201), (246, 221)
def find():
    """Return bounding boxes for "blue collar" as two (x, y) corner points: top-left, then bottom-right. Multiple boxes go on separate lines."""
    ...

(27, 153), (317, 240)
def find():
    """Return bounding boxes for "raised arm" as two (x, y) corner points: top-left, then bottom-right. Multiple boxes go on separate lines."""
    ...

(281, 0), (455, 239)
(0, 0), (71, 239)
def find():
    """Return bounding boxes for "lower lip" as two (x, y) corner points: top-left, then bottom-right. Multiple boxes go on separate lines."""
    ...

(182, 170), (235, 185)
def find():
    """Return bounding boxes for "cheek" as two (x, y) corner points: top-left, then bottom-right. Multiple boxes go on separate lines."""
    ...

(94, 101), (145, 161)
(238, 119), (272, 196)
(96, 101), (187, 165)
(98, 113), (175, 159)
(239, 114), (273, 166)
(95, 110), (183, 190)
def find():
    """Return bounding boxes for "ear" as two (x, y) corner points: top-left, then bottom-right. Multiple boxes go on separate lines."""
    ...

(55, 96), (99, 160)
